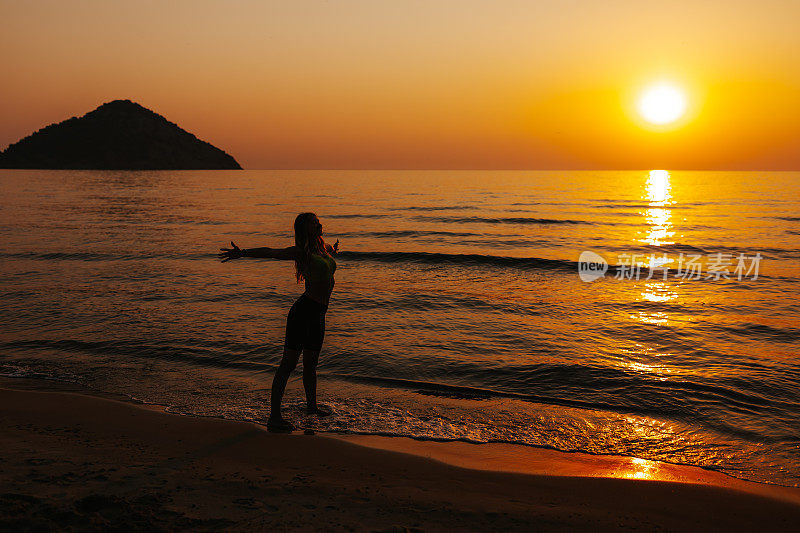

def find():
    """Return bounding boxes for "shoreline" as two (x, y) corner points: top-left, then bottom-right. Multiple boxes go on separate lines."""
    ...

(4, 375), (796, 496)
(331, 435), (800, 506)
(2, 383), (800, 530)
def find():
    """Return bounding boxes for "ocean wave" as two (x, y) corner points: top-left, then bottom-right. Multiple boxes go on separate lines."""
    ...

(334, 250), (788, 280)
(714, 323), (800, 344)
(1, 249), (577, 270)
(2, 248), (788, 280)
(335, 229), (483, 239)
(389, 205), (476, 211)
(325, 214), (393, 219)
(337, 250), (577, 271)
(594, 203), (687, 209)
(13, 337), (792, 431)
(0, 339), (273, 372)
(413, 215), (594, 225)
(603, 243), (800, 259)
(328, 367), (798, 441)
(0, 251), (210, 261)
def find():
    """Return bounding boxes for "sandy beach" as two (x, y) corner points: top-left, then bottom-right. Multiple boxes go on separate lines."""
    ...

(2, 384), (799, 532)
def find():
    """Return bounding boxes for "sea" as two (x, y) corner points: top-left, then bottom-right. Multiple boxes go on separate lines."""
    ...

(1, 169), (798, 487)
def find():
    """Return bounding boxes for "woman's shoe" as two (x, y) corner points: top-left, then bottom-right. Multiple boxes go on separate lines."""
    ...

(306, 406), (333, 417)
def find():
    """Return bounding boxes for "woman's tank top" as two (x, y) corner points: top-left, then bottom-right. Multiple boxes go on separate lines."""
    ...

(303, 253), (336, 283)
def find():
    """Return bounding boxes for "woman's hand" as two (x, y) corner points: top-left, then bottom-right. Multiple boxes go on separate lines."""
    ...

(218, 241), (243, 262)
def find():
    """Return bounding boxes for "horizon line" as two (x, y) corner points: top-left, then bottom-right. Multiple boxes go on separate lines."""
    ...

(2, 167), (798, 172)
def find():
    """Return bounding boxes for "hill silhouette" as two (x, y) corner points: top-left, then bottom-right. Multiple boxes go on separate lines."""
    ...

(0, 99), (242, 170)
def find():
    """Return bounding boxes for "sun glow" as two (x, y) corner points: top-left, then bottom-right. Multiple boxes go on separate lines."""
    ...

(637, 84), (687, 125)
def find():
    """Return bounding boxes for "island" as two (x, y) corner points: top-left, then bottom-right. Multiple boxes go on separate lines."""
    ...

(0, 99), (242, 170)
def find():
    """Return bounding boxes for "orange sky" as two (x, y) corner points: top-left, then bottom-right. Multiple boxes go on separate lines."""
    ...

(1, 0), (798, 170)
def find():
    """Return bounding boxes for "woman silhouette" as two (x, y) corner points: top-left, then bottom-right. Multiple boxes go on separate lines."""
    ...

(218, 212), (338, 432)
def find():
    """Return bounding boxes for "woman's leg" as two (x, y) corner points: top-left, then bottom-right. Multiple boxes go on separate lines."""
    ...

(269, 346), (301, 421)
(273, 295), (305, 425)
(302, 348), (320, 411)
(303, 349), (331, 416)
(303, 305), (331, 415)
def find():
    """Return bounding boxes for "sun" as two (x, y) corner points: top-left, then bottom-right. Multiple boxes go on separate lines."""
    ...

(637, 84), (687, 125)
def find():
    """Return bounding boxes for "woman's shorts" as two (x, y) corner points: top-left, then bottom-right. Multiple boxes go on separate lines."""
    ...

(284, 293), (328, 352)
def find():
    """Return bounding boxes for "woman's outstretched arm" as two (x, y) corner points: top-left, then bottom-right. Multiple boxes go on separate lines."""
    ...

(218, 241), (298, 262)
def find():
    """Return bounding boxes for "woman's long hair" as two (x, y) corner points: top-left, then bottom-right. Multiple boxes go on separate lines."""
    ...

(293, 212), (326, 283)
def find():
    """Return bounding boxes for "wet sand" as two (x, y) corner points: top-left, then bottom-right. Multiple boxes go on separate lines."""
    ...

(2, 386), (799, 531)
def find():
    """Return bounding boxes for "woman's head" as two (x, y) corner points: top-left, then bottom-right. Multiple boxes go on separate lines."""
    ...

(293, 212), (324, 282)
(294, 212), (322, 242)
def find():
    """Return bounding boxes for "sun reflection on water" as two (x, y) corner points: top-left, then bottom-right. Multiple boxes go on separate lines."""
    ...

(620, 345), (673, 379)
(640, 170), (675, 246)
(640, 282), (677, 303)
(619, 282), (679, 379)
(630, 282), (679, 327)
(630, 311), (670, 325)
